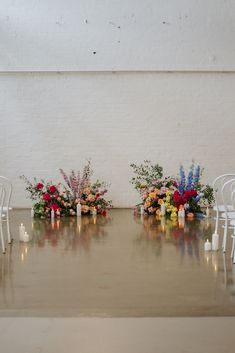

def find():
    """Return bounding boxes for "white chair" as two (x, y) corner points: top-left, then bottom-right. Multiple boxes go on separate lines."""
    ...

(229, 219), (235, 264)
(212, 174), (235, 251)
(0, 183), (6, 253)
(0, 176), (13, 244)
(220, 178), (235, 252)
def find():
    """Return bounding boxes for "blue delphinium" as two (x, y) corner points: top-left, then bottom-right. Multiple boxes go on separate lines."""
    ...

(193, 164), (200, 188)
(186, 164), (194, 190)
(179, 165), (185, 195)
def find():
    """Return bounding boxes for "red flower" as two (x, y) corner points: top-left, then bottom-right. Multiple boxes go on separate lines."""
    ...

(49, 185), (57, 193)
(173, 191), (181, 203)
(101, 209), (107, 216)
(43, 193), (51, 201)
(191, 189), (197, 197)
(36, 183), (44, 189)
(51, 203), (59, 211)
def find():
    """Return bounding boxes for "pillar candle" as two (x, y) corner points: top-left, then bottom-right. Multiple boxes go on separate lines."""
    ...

(160, 204), (166, 216)
(92, 207), (97, 216)
(212, 233), (219, 251)
(22, 231), (30, 242)
(19, 224), (25, 241)
(204, 239), (212, 251)
(76, 203), (81, 216)
(140, 205), (144, 215)
(31, 208), (34, 218)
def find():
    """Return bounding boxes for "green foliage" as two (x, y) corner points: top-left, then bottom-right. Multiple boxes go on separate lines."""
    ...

(130, 160), (163, 190)
(201, 184), (215, 206)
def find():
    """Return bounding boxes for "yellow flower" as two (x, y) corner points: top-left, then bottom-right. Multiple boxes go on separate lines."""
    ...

(87, 194), (95, 202)
(170, 212), (178, 220)
(149, 192), (157, 199)
(145, 201), (151, 208)
(158, 199), (164, 205)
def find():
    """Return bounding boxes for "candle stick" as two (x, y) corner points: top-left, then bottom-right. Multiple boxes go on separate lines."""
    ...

(204, 239), (212, 251)
(31, 207), (34, 218)
(206, 207), (210, 218)
(76, 202), (81, 217)
(140, 205), (144, 215)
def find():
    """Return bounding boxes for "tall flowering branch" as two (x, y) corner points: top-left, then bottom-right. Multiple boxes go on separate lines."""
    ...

(59, 161), (93, 200)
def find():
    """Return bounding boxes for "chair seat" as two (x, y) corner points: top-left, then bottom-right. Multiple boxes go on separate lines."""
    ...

(0, 206), (12, 211)
(213, 205), (233, 212)
(221, 212), (235, 219)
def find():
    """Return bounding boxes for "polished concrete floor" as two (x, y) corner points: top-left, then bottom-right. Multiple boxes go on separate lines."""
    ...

(0, 209), (235, 317)
(1, 317), (235, 353)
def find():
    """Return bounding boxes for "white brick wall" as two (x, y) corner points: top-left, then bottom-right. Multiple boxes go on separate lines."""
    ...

(1, 1), (235, 207)
(1, 71), (235, 208)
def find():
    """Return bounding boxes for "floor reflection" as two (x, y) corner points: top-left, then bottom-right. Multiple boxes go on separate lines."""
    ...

(134, 214), (206, 261)
(30, 215), (111, 253)
(134, 214), (235, 300)
(0, 209), (235, 317)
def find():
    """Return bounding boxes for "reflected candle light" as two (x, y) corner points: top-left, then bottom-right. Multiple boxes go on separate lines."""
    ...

(212, 253), (218, 273)
(178, 218), (185, 229)
(160, 217), (165, 232)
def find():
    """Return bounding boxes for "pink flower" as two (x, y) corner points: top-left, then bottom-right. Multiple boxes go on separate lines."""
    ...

(36, 183), (44, 189)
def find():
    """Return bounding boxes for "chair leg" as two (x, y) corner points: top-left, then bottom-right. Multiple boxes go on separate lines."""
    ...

(0, 220), (6, 254)
(215, 210), (219, 234)
(222, 218), (228, 252)
(231, 236), (235, 259)
(6, 211), (12, 244)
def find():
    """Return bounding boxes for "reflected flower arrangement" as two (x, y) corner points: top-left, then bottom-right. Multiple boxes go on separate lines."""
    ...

(31, 215), (112, 253)
(134, 214), (208, 260)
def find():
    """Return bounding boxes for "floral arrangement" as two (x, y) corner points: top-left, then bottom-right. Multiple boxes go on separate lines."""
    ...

(131, 161), (214, 219)
(20, 161), (112, 218)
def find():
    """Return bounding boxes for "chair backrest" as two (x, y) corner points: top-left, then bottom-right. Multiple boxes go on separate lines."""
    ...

(0, 176), (12, 211)
(230, 181), (235, 210)
(221, 177), (235, 214)
(213, 174), (235, 210)
(0, 183), (5, 216)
